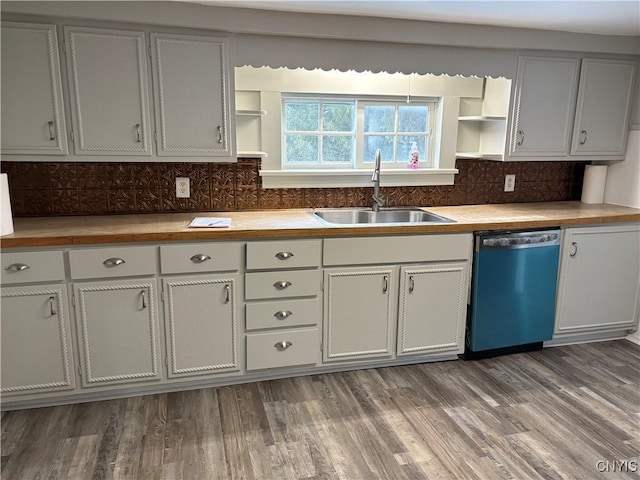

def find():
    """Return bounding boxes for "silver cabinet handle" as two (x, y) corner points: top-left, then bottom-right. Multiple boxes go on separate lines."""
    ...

(48, 121), (55, 141)
(516, 130), (525, 146)
(273, 281), (292, 290)
(103, 257), (125, 267)
(570, 241), (578, 257)
(409, 275), (415, 293)
(275, 251), (294, 260)
(135, 123), (141, 143)
(49, 296), (57, 316)
(6, 263), (30, 272)
(579, 130), (587, 145)
(140, 290), (147, 309)
(190, 254), (211, 263)
(224, 284), (230, 304)
(274, 310), (292, 320)
(382, 275), (389, 293)
(274, 340), (293, 351)
(217, 125), (223, 144)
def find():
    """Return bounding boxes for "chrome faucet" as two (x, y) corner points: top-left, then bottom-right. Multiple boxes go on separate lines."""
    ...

(371, 148), (385, 212)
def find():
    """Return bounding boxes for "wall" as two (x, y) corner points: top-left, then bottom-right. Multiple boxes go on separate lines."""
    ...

(0, 158), (585, 216)
(604, 130), (640, 208)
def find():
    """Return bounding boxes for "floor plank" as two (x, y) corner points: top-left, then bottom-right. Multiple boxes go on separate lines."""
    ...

(1, 339), (638, 479)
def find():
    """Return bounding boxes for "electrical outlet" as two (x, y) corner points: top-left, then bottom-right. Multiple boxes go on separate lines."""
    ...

(176, 177), (190, 198)
(504, 174), (515, 192)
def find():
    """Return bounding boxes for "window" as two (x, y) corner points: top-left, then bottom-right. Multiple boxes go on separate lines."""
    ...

(283, 97), (437, 169)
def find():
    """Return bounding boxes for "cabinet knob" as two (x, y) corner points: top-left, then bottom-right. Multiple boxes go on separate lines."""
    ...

(273, 281), (292, 290)
(274, 340), (293, 351)
(274, 310), (292, 320)
(103, 258), (125, 267)
(579, 130), (588, 145)
(275, 251), (294, 260)
(190, 254), (211, 263)
(5, 263), (30, 272)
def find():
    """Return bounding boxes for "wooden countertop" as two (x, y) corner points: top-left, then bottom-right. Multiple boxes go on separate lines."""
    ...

(2, 201), (639, 248)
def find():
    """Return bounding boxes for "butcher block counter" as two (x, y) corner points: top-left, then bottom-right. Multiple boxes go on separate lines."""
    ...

(2, 201), (639, 248)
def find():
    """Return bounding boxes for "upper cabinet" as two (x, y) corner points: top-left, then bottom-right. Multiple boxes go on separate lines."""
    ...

(65, 27), (152, 156)
(150, 33), (235, 158)
(1, 22), (68, 155)
(508, 55), (636, 161)
(570, 59), (636, 156)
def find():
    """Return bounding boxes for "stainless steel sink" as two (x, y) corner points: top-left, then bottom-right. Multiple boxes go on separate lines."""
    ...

(312, 208), (455, 225)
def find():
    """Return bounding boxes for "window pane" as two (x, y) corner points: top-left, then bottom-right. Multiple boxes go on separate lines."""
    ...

(398, 106), (428, 132)
(364, 136), (394, 163)
(364, 105), (395, 132)
(285, 135), (319, 163)
(322, 103), (354, 132)
(285, 103), (319, 131)
(323, 135), (354, 163)
(397, 135), (427, 163)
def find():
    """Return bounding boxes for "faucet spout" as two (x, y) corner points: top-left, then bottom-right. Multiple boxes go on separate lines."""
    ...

(372, 148), (384, 212)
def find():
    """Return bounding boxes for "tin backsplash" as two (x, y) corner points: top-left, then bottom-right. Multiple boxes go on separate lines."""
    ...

(0, 158), (585, 217)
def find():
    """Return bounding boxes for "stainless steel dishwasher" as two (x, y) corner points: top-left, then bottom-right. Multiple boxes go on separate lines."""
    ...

(465, 229), (561, 359)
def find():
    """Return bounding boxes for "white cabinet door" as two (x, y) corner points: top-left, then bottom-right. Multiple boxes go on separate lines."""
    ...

(397, 263), (468, 356)
(323, 267), (395, 362)
(571, 59), (636, 156)
(555, 225), (640, 334)
(74, 279), (161, 386)
(1, 22), (68, 155)
(162, 275), (239, 378)
(65, 27), (151, 155)
(150, 33), (235, 158)
(1, 284), (75, 395)
(509, 56), (580, 157)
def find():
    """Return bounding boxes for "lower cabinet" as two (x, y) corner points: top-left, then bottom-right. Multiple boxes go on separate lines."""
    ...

(162, 275), (239, 377)
(397, 263), (468, 356)
(555, 224), (640, 335)
(73, 278), (161, 387)
(323, 267), (395, 362)
(1, 284), (76, 395)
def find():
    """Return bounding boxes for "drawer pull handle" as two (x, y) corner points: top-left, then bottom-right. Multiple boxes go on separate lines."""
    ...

(190, 254), (211, 263)
(224, 284), (230, 303)
(275, 251), (294, 260)
(273, 281), (292, 290)
(274, 310), (292, 320)
(217, 125), (223, 144)
(49, 296), (57, 316)
(579, 130), (587, 145)
(140, 290), (147, 309)
(6, 263), (30, 272)
(516, 130), (525, 146)
(48, 121), (55, 141)
(103, 258), (125, 267)
(274, 340), (293, 351)
(382, 275), (389, 294)
(409, 275), (415, 293)
(135, 123), (141, 143)
(569, 241), (578, 257)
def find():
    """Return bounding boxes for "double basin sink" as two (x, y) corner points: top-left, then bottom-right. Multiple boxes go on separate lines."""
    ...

(312, 208), (455, 225)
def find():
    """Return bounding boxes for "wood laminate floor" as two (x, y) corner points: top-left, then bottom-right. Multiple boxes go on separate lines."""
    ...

(2, 340), (639, 479)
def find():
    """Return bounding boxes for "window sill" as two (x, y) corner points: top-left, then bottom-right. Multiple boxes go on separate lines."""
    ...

(260, 168), (458, 188)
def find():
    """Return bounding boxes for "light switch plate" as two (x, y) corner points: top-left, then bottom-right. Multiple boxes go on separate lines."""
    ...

(504, 174), (515, 192)
(176, 177), (190, 198)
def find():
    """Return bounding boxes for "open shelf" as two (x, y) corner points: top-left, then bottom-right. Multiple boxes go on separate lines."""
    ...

(237, 151), (268, 158)
(236, 109), (267, 116)
(458, 115), (506, 121)
(456, 152), (503, 161)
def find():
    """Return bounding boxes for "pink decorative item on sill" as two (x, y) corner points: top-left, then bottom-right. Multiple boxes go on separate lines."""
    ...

(408, 141), (419, 169)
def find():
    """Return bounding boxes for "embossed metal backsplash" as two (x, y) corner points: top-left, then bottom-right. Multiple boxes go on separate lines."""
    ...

(1, 158), (585, 217)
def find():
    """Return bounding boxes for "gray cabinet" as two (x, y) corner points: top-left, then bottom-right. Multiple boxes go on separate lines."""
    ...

(150, 32), (235, 159)
(509, 56), (580, 158)
(162, 275), (239, 378)
(570, 59), (636, 156)
(65, 26), (151, 156)
(397, 263), (468, 356)
(323, 267), (395, 362)
(74, 279), (161, 387)
(1, 284), (75, 395)
(1, 22), (68, 155)
(555, 224), (640, 336)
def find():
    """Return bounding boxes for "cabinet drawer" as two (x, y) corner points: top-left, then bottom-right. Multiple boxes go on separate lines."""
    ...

(160, 242), (241, 274)
(245, 270), (320, 300)
(69, 246), (156, 279)
(246, 298), (320, 331)
(246, 240), (321, 270)
(246, 328), (319, 370)
(1, 251), (65, 285)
